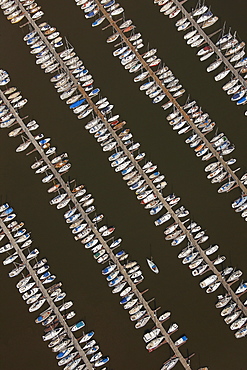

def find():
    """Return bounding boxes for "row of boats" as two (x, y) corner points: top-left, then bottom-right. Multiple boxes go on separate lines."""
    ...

(2, 0), (247, 342)
(0, 71), (195, 369)
(0, 203), (109, 370)
(8, 0), (247, 226)
(0, 1), (245, 368)
(2, 10), (247, 332)
(82, 113), (247, 336)
(2, 0), (246, 220)
(0, 0), (44, 24)
(153, 0), (247, 113)
(77, 0), (247, 220)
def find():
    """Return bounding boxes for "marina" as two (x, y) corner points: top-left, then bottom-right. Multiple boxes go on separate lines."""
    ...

(0, 0), (247, 369)
(77, 0), (247, 217)
(0, 71), (197, 369)
(0, 208), (100, 370)
(154, 0), (247, 98)
(1, 38), (247, 326)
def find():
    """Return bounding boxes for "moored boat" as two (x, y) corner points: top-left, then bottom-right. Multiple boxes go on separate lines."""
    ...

(146, 336), (165, 352)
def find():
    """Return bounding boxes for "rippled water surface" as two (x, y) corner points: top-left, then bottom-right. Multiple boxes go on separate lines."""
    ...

(0, 1), (247, 369)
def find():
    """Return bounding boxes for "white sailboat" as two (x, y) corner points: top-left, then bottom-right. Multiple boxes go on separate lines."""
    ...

(146, 257), (159, 274)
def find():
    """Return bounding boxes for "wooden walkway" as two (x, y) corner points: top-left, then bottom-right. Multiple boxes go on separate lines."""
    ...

(0, 217), (94, 370)
(0, 89), (195, 370)
(4, 1), (247, 318)
(170, 0), (247, 90)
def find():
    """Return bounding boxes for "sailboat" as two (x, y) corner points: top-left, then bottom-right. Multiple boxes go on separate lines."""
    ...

(146, 257), (159, 274)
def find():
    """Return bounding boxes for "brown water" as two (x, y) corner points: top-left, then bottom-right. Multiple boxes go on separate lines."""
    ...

(0, 1), (247, 369)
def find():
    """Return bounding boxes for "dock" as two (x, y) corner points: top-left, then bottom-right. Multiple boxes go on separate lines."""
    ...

(0, 92), (195, 369)
(12, 0), (247, 198)
(170, 0), (247, 90)
(91, 0), (247, 198)
(2, 0), (247, 344)
(1, 2), (247, 325)
(0, 217), (94, 370)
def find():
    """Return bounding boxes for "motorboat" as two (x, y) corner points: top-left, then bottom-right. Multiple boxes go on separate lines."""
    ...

(9, 264), (26, 277)
(26, 248), (39, 260)
(146, 336), (165, 352)
(230, 317), (247, 331)
(55, 344), (74, 359)
(120, 286), (132, 297)
(171, 234), (186, 246)
(215, 294), (232, 309)
(232, 195), (247, 209)
(135, 315), (151, 329)
(94, 357), (109, 367)
(214, 69), (231, 81)
(158, 311), (171, 322)
(226, 311), (242, 325)
(112, 281), (127, 293)
(79, 331), (95, 344)
(47, 333), (67, 348)
(19, 281), (36, 294)
(154, 212), (171, 226)
(207, 59), (223, 73)
(206, 281), (221, 294)
(3, 251), (19, 265)
(192, 264), (208, 276)
(161, 356), (179, 370)
(57, 351), (78, 366)
(143, 328), (161, 343)
(221, 302), (237, 317)
(235, 325), (247, 338)
(213, 255), (226, 265)
(26, 293), (42, 305)
(227, 269), (243, 283)
(22, 288), (40, 302)
(42, 314), (57, 327)
(106, 267), (120, 282)
(70, 320), (85, 332)
(200, 274), (217, 288)
(204, 244), (219, 256)
(235, 282), (247, 295)
(35, 308), (53, 324)
(90, 351), (103, 363)
(29, 298), (46, 312)
(218, 181), (236, 193)
(174, 335), (188, 347)
(178, 245), (195, 259)
(182, 252), (199, 265)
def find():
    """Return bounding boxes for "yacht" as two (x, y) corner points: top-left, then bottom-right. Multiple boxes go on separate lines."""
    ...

(200, 274), (218, 288)
(146, 336), (165, 352)
(146, 258), (159, 273)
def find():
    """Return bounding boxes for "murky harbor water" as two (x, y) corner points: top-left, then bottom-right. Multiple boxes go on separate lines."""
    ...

(0, 1), (247, 369)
